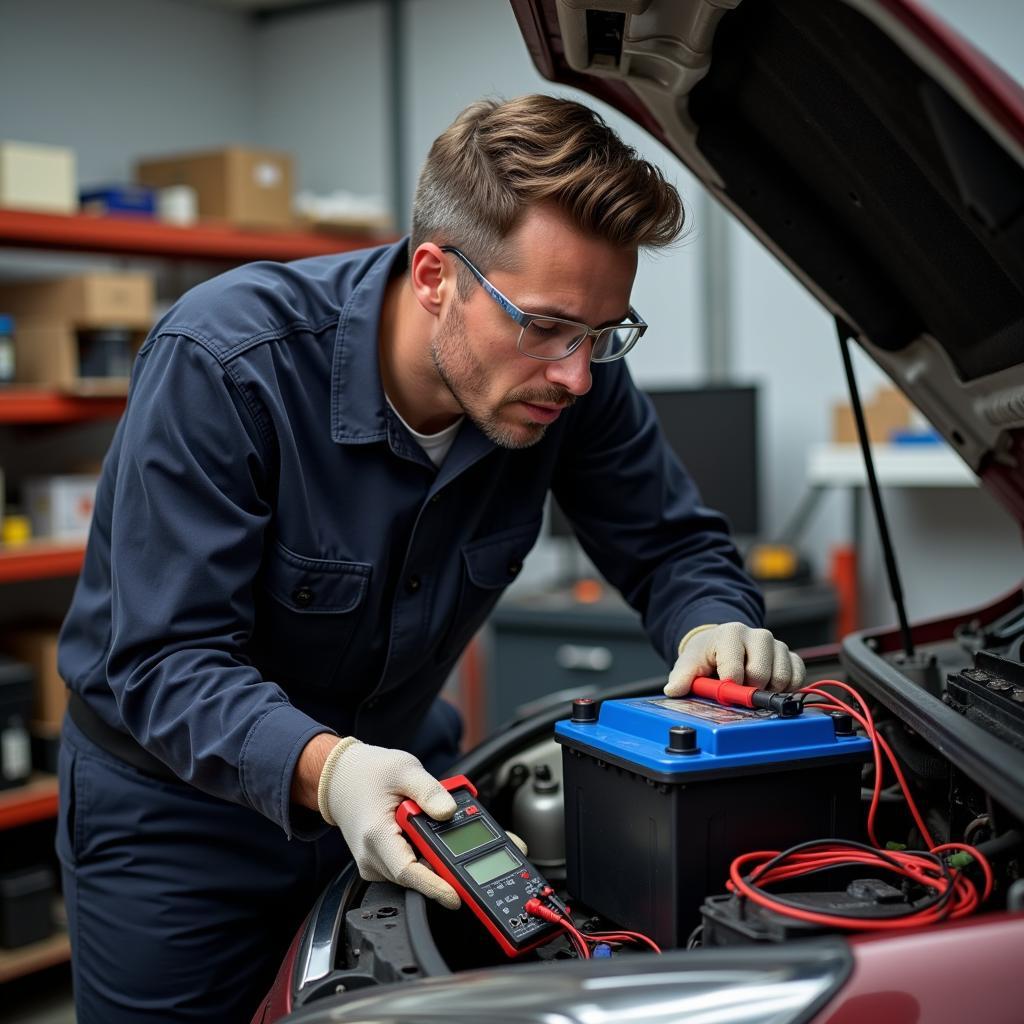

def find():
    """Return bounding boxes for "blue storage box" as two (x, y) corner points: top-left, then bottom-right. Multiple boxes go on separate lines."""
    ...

(79, 184), (157, 217)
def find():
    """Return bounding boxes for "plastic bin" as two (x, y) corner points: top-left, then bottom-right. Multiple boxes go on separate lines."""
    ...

(0, 655), (33, 790)
(0, 866), (55, 948)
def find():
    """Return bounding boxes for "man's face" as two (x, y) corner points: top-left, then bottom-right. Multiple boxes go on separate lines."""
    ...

(431, 206), (638, 449)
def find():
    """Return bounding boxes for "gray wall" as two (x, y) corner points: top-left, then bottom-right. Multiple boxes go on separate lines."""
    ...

(0, 0), (257, 184)
(0, 0), (1021, 630)
(254, 1), (392, 197)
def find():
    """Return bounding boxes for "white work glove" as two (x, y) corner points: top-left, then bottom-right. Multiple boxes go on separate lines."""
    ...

(664, 622), (805, 697)
(318, 738), (527, 910)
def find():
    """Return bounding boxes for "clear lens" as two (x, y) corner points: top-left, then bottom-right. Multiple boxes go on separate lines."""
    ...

(592, 326), (641, 362)
(519, 318), (587, 360)
(519, 319), (642, 363)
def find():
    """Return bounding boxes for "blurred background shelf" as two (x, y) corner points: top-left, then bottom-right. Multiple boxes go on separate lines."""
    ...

(0, 930), (70, 985)
(807, 442), (977, 487)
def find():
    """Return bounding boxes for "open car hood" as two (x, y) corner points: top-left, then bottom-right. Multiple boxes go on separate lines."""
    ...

(510, 0), (1024, 520)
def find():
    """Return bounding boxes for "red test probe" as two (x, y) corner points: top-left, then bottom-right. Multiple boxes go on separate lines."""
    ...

(689, 676), (804, 717)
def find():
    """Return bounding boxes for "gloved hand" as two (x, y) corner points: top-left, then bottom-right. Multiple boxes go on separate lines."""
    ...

(317, 738), (527, 909)
(664, 622), (805, 697)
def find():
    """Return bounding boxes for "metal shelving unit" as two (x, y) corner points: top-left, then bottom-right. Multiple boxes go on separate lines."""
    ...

(0, 210), (383, 988)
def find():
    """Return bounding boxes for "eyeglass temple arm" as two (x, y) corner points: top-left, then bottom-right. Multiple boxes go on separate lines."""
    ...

(440, 245), (532, 328)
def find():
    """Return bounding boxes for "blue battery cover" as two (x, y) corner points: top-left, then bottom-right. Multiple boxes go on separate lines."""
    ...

(555, 695), (872, 776)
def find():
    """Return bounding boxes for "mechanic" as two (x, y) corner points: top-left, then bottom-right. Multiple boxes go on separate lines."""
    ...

(55, 94), (805, 1022)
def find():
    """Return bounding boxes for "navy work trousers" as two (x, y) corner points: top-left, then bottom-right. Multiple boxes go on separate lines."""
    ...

(56, 704), (462, 1023)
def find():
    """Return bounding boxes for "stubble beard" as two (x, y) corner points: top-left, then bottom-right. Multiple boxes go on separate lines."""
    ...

(430, 299), (574, 450)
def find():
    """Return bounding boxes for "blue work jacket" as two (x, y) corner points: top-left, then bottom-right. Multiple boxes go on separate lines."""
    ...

(58, 239), (764, 837)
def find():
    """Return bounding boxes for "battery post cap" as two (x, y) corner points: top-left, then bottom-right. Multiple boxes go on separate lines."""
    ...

(666, 725), (700, 756)
(830, 711), (855, 735)
(571, 698), (599, 723)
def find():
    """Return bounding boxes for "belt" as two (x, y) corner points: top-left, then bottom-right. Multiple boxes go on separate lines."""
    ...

(68, 692), (179, 783)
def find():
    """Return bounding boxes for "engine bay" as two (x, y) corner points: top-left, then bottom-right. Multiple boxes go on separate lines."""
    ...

(286, 592), (1024, 1009)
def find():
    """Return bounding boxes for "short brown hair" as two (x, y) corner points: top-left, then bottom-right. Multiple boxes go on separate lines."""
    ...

(410, 95), (684, 287)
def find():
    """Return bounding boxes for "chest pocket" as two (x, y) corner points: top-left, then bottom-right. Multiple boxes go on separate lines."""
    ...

(255, 541), (371, 690)
(437, 517), (542, 663)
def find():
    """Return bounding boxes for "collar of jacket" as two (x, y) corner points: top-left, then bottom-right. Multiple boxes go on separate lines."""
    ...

(329, 236), (497, 485)
(330, 236), (407, 446)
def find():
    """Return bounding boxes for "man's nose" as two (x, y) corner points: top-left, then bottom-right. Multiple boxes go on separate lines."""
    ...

(544, 341), (593, 396)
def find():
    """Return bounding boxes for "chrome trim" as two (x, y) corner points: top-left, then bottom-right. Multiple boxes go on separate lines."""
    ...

(294, 862), (358, 998)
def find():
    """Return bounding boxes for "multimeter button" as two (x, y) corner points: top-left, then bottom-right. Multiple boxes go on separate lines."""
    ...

(466, 805), (479, 815)
(519, 871), (530, 879)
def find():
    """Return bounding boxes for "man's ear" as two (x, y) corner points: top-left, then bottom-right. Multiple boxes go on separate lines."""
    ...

(410, 243), (449, 317)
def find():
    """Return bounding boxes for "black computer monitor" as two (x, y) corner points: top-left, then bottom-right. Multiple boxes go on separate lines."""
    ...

(550, 383), (761, 539)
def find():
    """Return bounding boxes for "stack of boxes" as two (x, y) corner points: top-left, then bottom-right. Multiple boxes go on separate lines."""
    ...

(0, 271), (154, 394)
(0, 138), (298, 229)
(0, 272), (154, 546)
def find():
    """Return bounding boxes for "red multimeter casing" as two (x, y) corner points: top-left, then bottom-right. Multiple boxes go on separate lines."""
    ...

(396, 775), (559, 957)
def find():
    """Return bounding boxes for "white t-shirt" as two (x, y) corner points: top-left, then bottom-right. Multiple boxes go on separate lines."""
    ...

(386, 395), (463, 468)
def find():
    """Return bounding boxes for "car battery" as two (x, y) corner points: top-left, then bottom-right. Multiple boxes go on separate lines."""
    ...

(555, 694), (873, 947)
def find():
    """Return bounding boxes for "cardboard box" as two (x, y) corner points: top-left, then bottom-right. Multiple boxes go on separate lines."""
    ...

(832, 386), (913, 444)
(0, 272), (153, 391)
(23, 474), (99, 541)
(0, 272), (153, 329)
(7, 323), (145, 393)
(136, 147), (294, 228)
(0, 141), (77, 214)
(1, 629), (65, 728)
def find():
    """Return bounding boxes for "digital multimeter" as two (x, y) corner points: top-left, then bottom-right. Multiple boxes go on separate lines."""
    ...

(396, 774), (560, 957)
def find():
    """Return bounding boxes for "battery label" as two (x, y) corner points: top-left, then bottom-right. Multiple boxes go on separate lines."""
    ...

(644, 697), (772, 724)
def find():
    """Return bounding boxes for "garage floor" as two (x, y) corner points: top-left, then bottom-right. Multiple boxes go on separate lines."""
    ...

(2, 965), (75, 1023)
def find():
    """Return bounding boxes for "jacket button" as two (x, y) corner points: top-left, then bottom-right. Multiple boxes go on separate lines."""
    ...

(365, 698), (378, 710)
(406, 574), (421, 593)
(508, 561), (522, 577)
(430, 494), (440, 504)
(293, 586), (314, 607)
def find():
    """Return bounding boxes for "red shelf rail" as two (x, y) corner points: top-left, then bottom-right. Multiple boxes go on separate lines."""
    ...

(0, 389), (126, 424)
(0, 208), (386, 262)
(0, 775), (59, 831)
(0, 541), (85, 583)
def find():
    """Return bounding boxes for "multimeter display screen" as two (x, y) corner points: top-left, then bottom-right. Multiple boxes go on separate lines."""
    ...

(465, 846), (520, 884)
(438, 818), (495, 856)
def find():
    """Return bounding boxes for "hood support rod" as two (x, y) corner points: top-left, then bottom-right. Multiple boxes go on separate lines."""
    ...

(836, 318), (915, 657)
